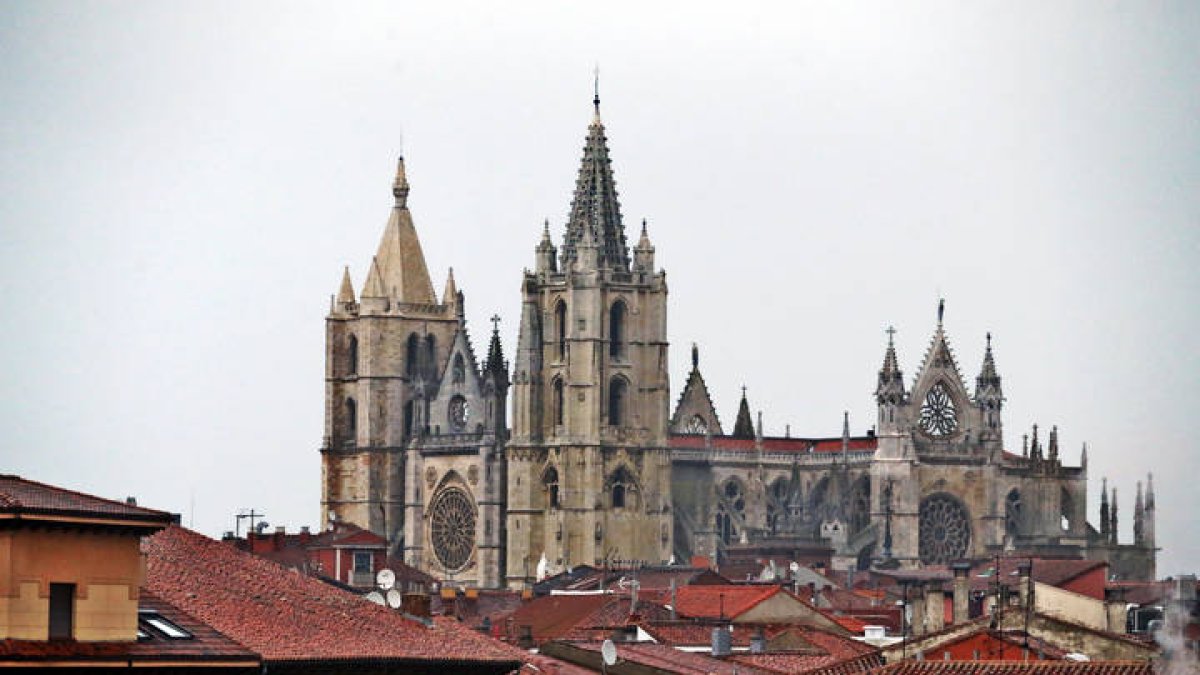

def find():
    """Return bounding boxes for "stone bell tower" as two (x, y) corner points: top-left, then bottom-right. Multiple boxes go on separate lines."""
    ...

(506, 93), (672, 588)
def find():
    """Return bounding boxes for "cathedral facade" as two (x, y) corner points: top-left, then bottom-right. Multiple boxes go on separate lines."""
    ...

(321, 95), (1157, 588)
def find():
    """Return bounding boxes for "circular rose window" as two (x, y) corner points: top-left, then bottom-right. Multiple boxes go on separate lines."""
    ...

(430, 487), (476, 571)
(919, 493), (971, 564)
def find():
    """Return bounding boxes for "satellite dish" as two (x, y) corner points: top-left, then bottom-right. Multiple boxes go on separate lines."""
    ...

(365, 591), (385, 606)
(386, 589), (403, 609)
(601, 639), (617, 666)
(790, 561), (801, 573)
(377, 568), (396, 590)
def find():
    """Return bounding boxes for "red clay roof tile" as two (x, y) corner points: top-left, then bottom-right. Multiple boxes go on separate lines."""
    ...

(142, 525), (524, 666)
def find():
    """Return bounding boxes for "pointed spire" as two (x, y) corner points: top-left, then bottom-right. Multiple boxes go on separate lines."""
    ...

(1048, 425), (1059, 464)
(634, 218), (656, 272)
(1146, 472), (1155, 510)
(392, 156), (410, 208)
(975, 332), (1002, 403)
(485, 314), (508, 378)
(756, 411), (763, 440)
(1100, 477), (1110, 540)
(841, 411), (850, 458)
(1134, 480), (1145, 546)
(1081, 442), (1088, 470)
(1022, 433), (1029, 458)
(336, 266), (356, 306)
(361, 256), (386, 298)
(732, 386), (754, 439)
(876, 326), (905, 404)
(1030, 424), (1041, 461)
(442, 268), (458, 306)
(1109, 486), (1119, 545)
(559, 92), (630, 271)
(373, 158), (436, 305)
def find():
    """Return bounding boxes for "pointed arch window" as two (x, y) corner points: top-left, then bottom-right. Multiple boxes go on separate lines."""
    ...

(348, 335), (359, 376)
(609, 300), (626, 359)
(554, 300), (567, 360)
(424, 335), (437, 379)
(543, 466), (560, 509)
(552, 377), (564, 426)
(1005, 489), (1022, 539)
(608, 377), (627, 427)
(849, 477), (871, 535)
(452, 353), (466, 384)
(609, 466), (638, 510)
(1060, 488), (1074, 532)
(716, 479), (746, 545)
(406, 334), (420, 377)
(344, 397), (357, 446)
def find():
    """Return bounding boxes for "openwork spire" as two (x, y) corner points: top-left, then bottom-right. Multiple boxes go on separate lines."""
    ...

(485, 314), (507, 378)
(559, 96), (630, 271)
(875, 326), (905, 404)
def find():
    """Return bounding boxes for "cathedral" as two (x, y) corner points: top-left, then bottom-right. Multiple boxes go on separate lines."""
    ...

(320, 93), (1157, 589)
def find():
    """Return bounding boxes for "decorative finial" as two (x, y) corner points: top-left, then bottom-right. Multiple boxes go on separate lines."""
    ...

(986, 332), (992, 348)
(392, 155), (410, 207)
(593, 64), (600, 110)
(741, 385), (747, 399)
(641, 218), (647, 235)
(885, 325), (896, 345)
(937, 298), (945, 325)
(691, 342), (699, 369)
(490, 314), (502, 333)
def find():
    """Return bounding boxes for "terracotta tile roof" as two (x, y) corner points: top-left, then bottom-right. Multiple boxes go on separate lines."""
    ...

(964, 559), (1107, 592)
(730, 649), (883, 674)
(0, 474), (175, 526)
(0, 590), (258, 666)
(870, 661), (1153, 674)
(547, 640), (780, 675)
(669, 435), (878, 454)
(502, 593), (671, 644)
(659, 584), (795, 620)
(142, 525), (524, 667)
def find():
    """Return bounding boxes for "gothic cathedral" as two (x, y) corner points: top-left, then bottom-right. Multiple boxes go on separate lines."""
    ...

(322, 93), (1157, 588)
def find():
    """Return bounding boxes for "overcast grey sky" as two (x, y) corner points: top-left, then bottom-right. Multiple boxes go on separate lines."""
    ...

(2, 2), (1197, 574)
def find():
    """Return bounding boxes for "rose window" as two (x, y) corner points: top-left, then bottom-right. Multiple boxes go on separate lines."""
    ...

(684, 415), (708, 434)
(918, 493), (971, 564)
(919, 382), (958, 437)
(430, 487), (476, 571)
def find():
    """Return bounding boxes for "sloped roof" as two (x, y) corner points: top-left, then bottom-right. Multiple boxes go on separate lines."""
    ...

(503, 594), (670, 644)
(545, 641), (779, 675)
(0, 474), (175, 528)
(142, 525), (524, 667)
(659, 585), (795, 620)
(870, 662), (1152, 675)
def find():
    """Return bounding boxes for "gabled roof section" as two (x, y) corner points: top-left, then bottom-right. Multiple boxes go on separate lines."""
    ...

(0, 474), (176, 530)
(372, 157), (437, 305)
(670, 344), (724, 435)
(911, 300), (970, 399)
(558, 95), (630, 272)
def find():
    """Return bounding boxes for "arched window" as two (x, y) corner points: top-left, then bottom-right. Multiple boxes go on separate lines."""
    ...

(609, 301), (626, 359)
(348, 335), (359, 376)
(1060, 488), (1073, 532)
(552, 377), (564, 426)
(543, 466), (560, 509)
(767, 479), (788, 534)
(849, 477), (871, 535)
(405, 334), (420, 377)
(452, 353), (466, 384)
(1006, 489), (1022, 539)
(608, 377), (627, 427)
(424, 335), (437, 379)
(609, 466), (637, 510)
(716, 479), (746, 545)
(554, 300), (567, 360)
(344, 398), (357, 446)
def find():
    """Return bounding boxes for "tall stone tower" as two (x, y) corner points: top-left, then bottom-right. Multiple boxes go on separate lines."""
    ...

(505, 95), (672, 587)
(321, 158), (460, 551)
